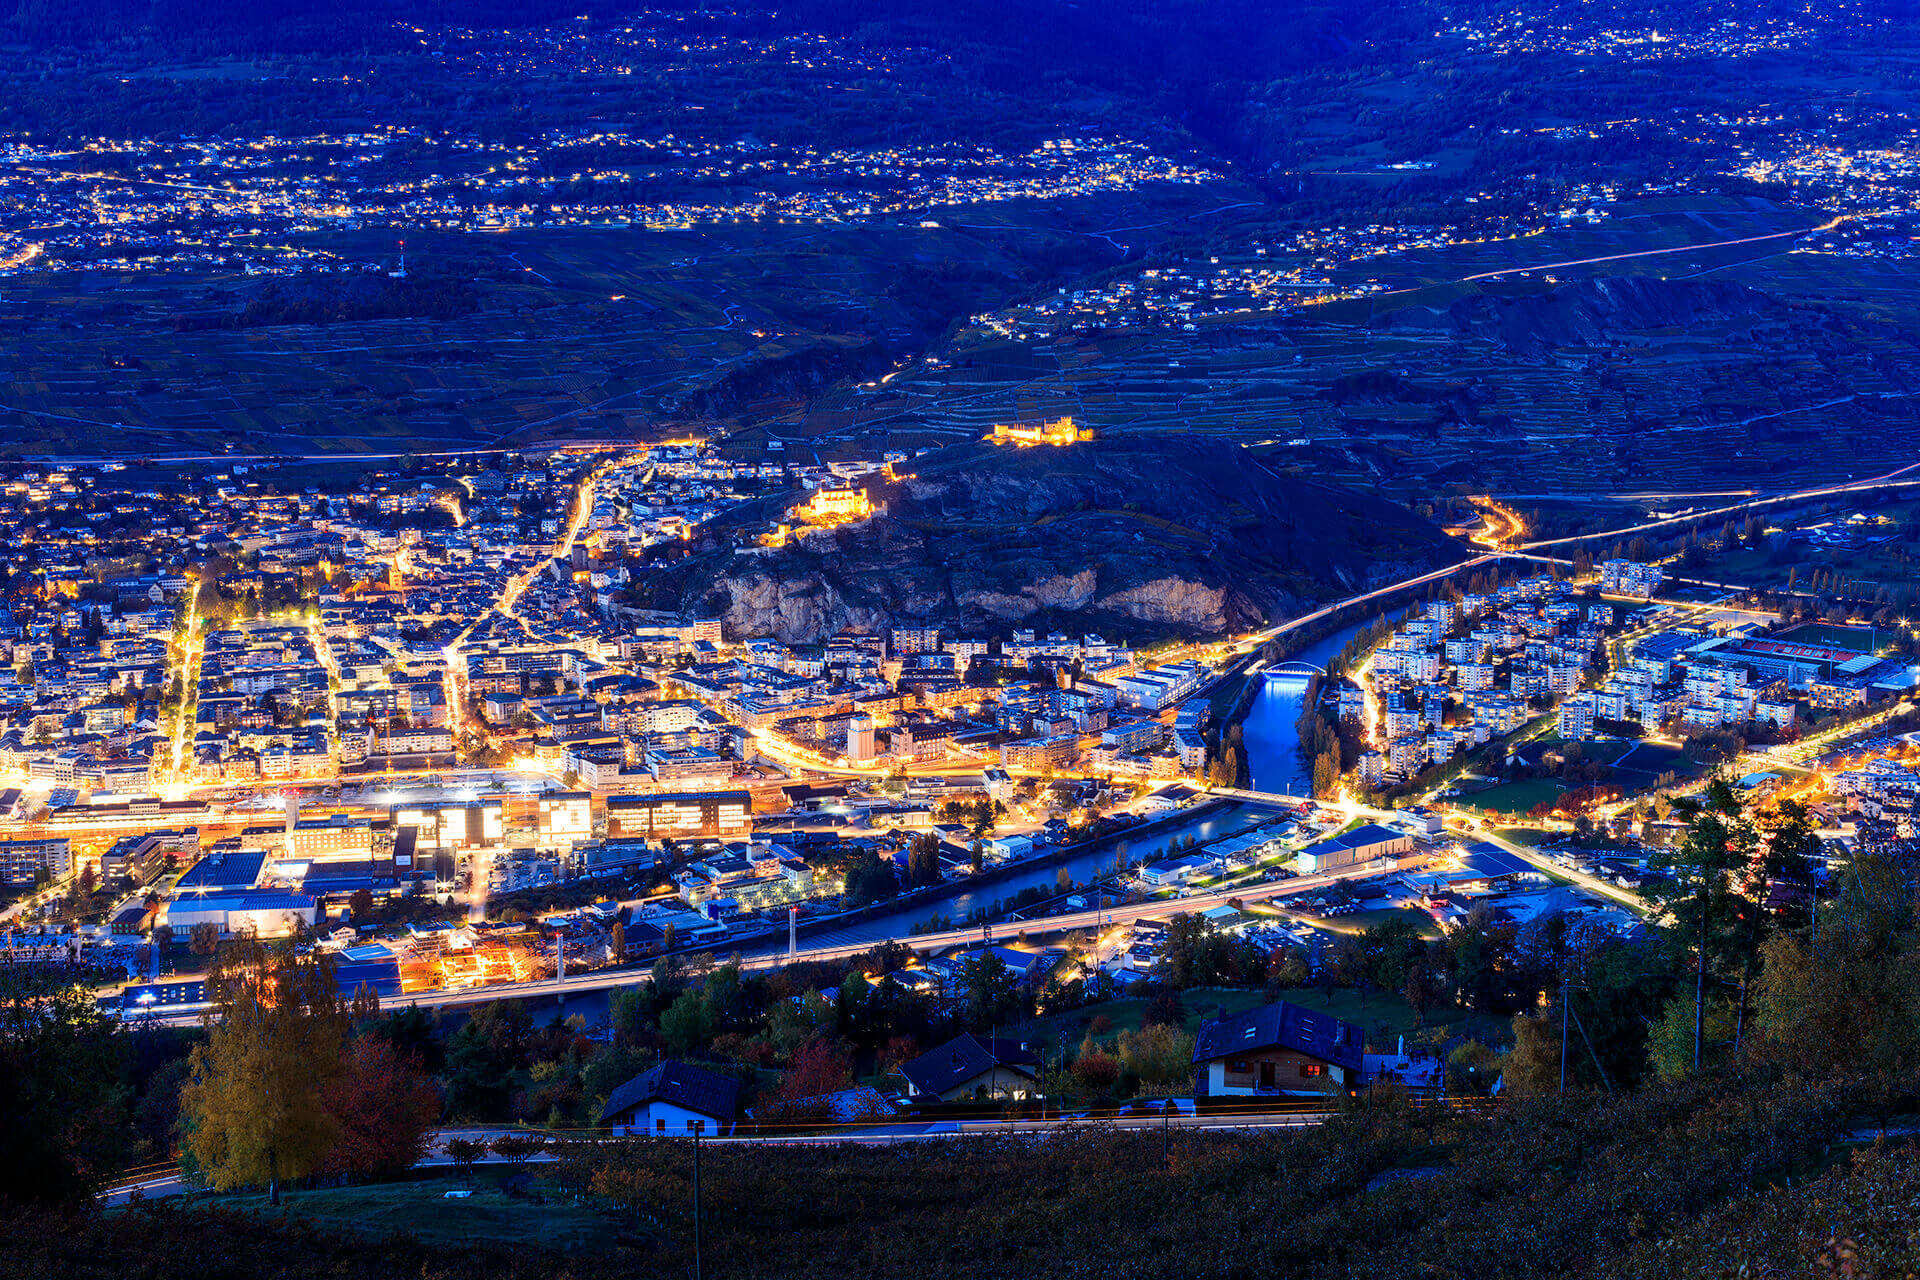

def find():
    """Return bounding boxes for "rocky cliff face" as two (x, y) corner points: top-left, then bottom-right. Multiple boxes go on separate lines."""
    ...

(689, 437), (1464, 643)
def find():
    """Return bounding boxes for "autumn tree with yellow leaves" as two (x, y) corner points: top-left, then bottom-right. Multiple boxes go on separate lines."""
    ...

(181, 939), (348, 1204)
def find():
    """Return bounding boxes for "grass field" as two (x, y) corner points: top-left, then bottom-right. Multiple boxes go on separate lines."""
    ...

(1456, 778), (1567, 815)
(1776, 621), (1886, 652)
(188, 1171), (613, 1252)
(1614, 742), (1688, 774)
(1331, 907), (1444, 940)
(1490, 826), (1554, 847)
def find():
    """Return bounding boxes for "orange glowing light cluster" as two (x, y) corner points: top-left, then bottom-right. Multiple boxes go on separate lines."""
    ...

(988, 416), (1091, 447)
(790, 486), (873, 527)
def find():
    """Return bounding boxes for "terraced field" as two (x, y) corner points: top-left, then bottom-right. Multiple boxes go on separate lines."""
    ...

(789, 200), (1920, 499)
(0, 212), (1133, 457)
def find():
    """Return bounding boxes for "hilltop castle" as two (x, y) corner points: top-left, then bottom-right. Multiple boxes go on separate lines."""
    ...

(987, 416), (1092, 447)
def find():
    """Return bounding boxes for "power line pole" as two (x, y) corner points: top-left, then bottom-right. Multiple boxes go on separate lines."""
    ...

(1559, 972), (1569, 1096)
(692, 1127), (703, 1280)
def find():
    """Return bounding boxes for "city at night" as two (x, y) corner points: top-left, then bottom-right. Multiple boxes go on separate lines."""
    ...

(3, 2), (1920, 1276)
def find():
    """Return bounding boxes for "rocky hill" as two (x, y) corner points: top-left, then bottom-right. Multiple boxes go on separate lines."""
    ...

(686, 437), (1465, 643)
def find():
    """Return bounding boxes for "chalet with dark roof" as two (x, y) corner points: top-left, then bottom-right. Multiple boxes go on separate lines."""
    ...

(1192, 1000), (1364, 1098)
(897, 1033), (1039, 1102)
(599, 1059), (740, 1135)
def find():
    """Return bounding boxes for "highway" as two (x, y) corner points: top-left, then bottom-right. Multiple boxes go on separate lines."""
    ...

(1518, 461), (1920, 551)
(1230, 554), (1498, 654)
(120, 840), (1433, 1026)
(1455, 211), (1850, 285)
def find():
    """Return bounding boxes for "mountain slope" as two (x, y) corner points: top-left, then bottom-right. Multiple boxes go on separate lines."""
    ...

(690, 437), (1464, 642)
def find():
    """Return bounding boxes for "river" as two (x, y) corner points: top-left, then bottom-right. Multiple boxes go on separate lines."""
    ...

(813, 800), (1275, 944)
(1240, 618), (1369, 793)
(512, 617), (1372, 1027)
(510, 799), (1286, 1027)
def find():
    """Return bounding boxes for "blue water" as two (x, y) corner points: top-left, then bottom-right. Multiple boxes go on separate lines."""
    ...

(1241, 619), (1367, 793)
(503, 799), (1282, 1027)
(802, 801), (1273, 944)
(493, 616), (1374, 1022)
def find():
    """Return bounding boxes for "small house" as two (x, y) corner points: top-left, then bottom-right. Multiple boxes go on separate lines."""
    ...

(897, 1033), (1039, 1102)
(1192, 1000), (1363, 1098)
(600, 1060), (740, 1136)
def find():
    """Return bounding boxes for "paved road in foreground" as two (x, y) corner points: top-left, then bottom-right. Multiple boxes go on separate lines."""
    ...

(99, 1107), (1351, 1204)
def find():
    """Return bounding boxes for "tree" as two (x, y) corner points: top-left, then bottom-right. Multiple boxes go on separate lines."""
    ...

(1328, 934), (1368, 997)
(490, 1133), (545, 1170)
(1443, 906), (1521, 1014)
(1501, 1011), (1563, 1097)
(778, 1038), (854, 1105)
(609, 984), (651, 1048)
(1359, 915), (1428, 994)
(1446, 1040), (1500, 1095)
(349, 982), (382, 1024)
(1651, 778), (1760, 1076)
(444, 1137), (485, 1185)
(842, 846), (897, 907)
(151, 924), (174, 955)
(1143, 986), (1188, 1029)
(833, 969), (871, 1039)
(609, 921), (626, 965)
(1727, 800), (1825, 1050)
(878, 1034), (922, 1077)
(347, 887), (374, 921)
(661, 989), (715, 1057)
(1403, 961), (1437, 1023)
(1647, 996), (1737, 1082)
(906, 832), (942, 888)
(0, 960), (127, 1205)
(1265, 945), (1310, 993)
(1117, 1023), (1195, 1087)
(1066, 1037), (1118, 1095)
(1311, 748), (1339, 799)
(1750, 852), (1920, 1078)
(442, 1000), (534, 1120)
(319, 1036), (439, 1181)
(182, 941), (349, 1204)
(1158, 913), (1214, 989)
(956, 952), (1021, 1033)
(1154, 913), (1261, 990)
(189, 922), (220, 957)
